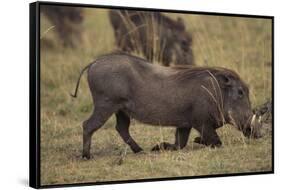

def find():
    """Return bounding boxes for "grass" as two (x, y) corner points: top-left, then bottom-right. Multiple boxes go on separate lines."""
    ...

(40, 8), (272, 185)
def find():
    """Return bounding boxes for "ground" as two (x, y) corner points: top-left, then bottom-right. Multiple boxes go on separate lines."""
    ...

(40, 8), (272, 185)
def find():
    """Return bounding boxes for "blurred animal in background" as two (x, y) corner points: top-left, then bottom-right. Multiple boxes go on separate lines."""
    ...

(41, 5), (84, 47)
(109, 10), (194, 66)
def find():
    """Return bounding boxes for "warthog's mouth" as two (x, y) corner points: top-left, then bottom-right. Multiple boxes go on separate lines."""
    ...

(228, 111), (262, 138)
(242, 114), (263, 139)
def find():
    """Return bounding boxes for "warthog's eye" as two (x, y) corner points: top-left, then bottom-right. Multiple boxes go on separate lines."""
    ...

(181, 40), (188, 47)
(238, 89), (244, 97)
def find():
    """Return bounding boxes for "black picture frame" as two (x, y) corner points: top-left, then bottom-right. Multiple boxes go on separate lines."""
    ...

(30, 1), (274, 188)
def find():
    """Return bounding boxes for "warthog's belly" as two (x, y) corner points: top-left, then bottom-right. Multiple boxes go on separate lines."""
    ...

(121, 87), (193, 127)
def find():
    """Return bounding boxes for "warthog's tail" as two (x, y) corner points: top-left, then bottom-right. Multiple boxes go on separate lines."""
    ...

(70, 63), (92, 98)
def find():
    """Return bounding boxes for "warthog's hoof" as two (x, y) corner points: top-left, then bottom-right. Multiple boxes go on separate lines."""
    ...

(132, 147), (144, 154)
(151, 142), (177, 151)
(194, 137), (203, 144)
(135, 150), (147, 155)
(194, 137), (222, 148)
(82, 154), (93, 160)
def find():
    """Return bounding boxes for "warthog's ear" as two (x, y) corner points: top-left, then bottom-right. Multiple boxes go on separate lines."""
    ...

(217, 74), (232, 87)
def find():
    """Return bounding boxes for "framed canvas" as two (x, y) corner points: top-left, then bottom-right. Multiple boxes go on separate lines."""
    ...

(29, 1), (274, 188)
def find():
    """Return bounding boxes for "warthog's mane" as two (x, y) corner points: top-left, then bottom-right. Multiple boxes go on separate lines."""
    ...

(170, 65), (242, 82)
(170, 65), (249, 95)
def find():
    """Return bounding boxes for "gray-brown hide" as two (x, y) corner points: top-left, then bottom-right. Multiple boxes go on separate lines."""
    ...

(71, 53), (262, 159)
(109, 10), (194, 66)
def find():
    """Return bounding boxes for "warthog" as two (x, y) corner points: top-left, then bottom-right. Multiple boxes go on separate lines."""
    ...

(109, 10), (194, 66)
(71, 53), (262, 159)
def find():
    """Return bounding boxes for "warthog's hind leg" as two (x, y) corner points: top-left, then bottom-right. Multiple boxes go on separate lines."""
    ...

(115, 111), (143, 153)
(82, 103), (117, 159)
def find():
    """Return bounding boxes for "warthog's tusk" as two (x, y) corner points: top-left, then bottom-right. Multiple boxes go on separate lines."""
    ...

(250, 114), (257, 129)
(258, 116), (262, 123)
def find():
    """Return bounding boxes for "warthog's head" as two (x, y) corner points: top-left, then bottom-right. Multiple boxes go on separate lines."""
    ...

(216, 70), (263, 138)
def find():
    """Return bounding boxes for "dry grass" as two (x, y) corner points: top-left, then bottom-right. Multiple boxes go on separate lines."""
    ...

(40, 8), (272, 185)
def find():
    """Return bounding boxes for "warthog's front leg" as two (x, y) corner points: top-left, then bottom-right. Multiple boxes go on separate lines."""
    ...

(151, 127), (192, 151)
(194, 124), (222, 148)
